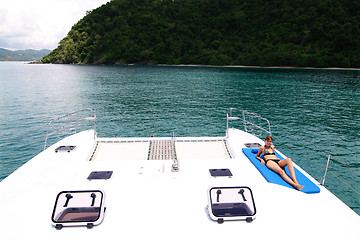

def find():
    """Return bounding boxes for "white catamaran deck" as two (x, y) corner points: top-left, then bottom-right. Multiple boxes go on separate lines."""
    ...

(0, 127), (359, 239)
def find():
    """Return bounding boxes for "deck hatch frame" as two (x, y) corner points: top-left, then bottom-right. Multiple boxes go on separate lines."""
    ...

(209, 168), (233, 177)
(55, 146), (76, 153)
(87, 171), (113, 180)
(51, 190), (105, 229)
(208, 186), (256, 223)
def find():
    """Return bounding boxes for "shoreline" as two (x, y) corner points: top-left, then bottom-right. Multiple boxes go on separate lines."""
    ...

(20, 60), (360, 71)
(157, 64), (360, 71)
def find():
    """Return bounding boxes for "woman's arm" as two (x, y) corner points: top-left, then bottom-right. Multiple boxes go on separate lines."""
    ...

(256, 146), (265, 165)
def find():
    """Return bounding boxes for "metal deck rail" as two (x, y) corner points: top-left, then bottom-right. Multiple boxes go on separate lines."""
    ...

(226, 108), (272, 138)
(44, 108), (96, 150)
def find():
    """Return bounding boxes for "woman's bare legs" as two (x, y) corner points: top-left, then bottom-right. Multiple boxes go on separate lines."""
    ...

(279, 158), (299, 184)
(266, 160), (304, 190)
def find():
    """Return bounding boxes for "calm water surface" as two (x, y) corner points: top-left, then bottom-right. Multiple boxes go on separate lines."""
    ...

(0, 62), (359, 214)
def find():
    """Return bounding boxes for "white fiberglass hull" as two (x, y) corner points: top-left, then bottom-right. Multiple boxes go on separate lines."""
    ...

(0, 128), (358, 239)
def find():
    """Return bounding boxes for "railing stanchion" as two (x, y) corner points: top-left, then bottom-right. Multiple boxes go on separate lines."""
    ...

(321, 154), (331, 186)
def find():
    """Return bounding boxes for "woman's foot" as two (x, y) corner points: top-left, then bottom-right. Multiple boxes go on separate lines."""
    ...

(295, 184), (304, 191)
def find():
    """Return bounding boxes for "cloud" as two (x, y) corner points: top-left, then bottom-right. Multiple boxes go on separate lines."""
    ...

(0, 0), (109, 50)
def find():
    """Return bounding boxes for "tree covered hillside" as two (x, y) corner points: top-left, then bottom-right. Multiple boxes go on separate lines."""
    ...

(42, 0), (360, 68)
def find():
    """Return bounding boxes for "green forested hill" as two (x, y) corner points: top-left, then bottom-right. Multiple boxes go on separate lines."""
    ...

(42, 0), (360, 68)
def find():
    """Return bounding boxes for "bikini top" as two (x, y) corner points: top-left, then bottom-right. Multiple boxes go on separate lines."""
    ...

(263, 146), (276, 156)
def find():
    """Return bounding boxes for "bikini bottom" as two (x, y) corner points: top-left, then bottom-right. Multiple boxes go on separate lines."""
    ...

(265, 159), (280, 166)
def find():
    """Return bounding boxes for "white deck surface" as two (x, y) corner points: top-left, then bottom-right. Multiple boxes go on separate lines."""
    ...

(0, 129), (359, 239)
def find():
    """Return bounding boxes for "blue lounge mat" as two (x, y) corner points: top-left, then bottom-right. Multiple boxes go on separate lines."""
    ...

(242, 148), (320, 194)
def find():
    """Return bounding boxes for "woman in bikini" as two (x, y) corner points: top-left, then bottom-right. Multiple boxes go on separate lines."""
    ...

(256, 135), (304, 191)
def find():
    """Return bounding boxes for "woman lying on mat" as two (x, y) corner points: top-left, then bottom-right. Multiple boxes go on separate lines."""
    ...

(256, 135), (304, 191)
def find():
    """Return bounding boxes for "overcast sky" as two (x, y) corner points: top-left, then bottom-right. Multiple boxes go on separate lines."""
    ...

(0, 0), (110, 50)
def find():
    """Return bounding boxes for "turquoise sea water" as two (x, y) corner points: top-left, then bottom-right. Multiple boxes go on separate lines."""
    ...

(0, 62), (359, 214)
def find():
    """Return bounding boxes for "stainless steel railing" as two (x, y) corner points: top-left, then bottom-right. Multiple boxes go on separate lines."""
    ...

(44, 108), (96, 150)
(226, 108), (271, 138)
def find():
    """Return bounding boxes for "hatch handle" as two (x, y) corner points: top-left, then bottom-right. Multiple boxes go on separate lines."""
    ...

(63, 193), (73, 207)
(238, 189), (247, 202)
(216, 189), (222, 202)
(90, 193), (96, 206)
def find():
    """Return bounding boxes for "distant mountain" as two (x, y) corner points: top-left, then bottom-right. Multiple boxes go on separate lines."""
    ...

(0, 48), (52, 61)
